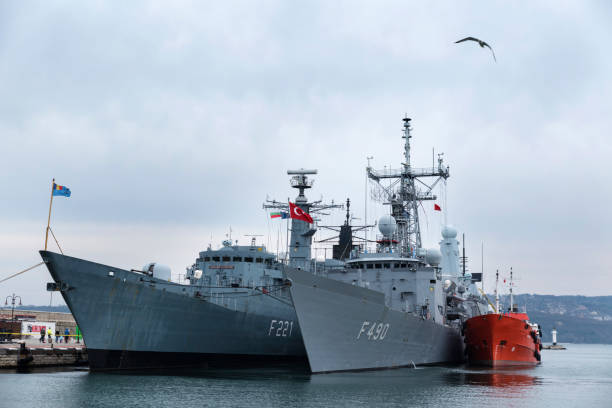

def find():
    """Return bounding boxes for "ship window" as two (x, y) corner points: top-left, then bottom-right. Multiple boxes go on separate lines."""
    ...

(204, 257), (210, 261)
(383, 263), (390, 268)
(265, 259), (273, 266)
(430, 279), (436, 284)
(394, 263), (400, 268)
(233, 257), (242, 262)
(256, 258), (263, 263)
(375, 264), (382, 269)
(366, 264), (373, 269)
(222, 256), (231, 262)
(401, 263), (407, 268)
(212, 256), (220, 262)
(244, 257), (253, 262)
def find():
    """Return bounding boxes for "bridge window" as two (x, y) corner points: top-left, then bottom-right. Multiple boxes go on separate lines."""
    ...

(222, 256), (231, 262)
(383, 263), (390, 268)
(375, 264), (382, 269)
(366, 264), (373, 269)
(233, 257), (242, 262)
(256, 258), (263, 263)
(244, 257), (253, 263)
(394, 263), (400, 268)
(204, 257), (211, 261)
(212, 256), (220, 262)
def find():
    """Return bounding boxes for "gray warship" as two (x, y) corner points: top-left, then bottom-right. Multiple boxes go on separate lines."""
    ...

(40, 116), (485, 372)
(40, 170), (338, 370)
(285, 117), (488, 373)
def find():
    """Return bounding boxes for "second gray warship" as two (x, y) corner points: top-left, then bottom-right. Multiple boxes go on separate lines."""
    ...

(285, 117), (488, 372)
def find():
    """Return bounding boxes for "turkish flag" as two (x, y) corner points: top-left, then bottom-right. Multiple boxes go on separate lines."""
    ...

(434, 203), (441, 211)
(289, 202), (313, 223)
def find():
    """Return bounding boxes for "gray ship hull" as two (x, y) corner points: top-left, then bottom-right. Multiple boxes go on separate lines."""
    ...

(285, 268), (464, 373)
(40, 251), (307, 370)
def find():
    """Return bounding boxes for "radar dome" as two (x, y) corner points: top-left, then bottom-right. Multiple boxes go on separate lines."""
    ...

(441, 225), (457, 239)
(378, 215), (397, 237)
(425, 248), (442, 266)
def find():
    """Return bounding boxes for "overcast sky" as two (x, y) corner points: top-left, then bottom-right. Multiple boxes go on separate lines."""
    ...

(1, 1), (611, 306)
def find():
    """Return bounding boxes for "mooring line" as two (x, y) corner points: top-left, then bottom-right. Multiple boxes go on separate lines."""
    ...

(0, 262), (45, 284)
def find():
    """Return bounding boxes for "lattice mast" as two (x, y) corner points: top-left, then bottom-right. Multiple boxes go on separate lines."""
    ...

(367, 117), (450, 257)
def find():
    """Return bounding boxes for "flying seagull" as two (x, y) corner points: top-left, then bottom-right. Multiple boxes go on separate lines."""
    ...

(455, 37), (496, 62)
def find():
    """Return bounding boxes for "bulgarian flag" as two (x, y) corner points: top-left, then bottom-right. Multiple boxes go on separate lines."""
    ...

(270, 211), (289, 219)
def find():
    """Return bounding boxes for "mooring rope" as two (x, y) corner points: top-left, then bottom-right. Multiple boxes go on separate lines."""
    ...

(0, 262), (45, 285)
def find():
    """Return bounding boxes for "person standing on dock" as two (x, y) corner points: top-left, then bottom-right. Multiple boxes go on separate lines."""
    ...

(64, 328), (70, 343)
(55, 330), (60, 343)
(39, 327), (45, 343)
(47, 327), (53, 344)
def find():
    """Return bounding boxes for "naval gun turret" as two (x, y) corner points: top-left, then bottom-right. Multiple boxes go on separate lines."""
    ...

(264, 169), (342, 271)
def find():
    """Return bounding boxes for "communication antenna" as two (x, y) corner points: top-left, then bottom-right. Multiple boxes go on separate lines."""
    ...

(244, 234), (263, 247)
(366, 117), (449, 256)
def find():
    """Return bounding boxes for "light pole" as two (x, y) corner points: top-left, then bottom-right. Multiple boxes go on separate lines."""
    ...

(4, 293), (22, 321)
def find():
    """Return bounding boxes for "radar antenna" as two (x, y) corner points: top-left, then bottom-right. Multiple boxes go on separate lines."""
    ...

(263, 169), (342, 270)
(367, 117), (450, 257)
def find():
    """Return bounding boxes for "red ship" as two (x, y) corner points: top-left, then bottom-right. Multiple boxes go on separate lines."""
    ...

(464, 269), (542, 367)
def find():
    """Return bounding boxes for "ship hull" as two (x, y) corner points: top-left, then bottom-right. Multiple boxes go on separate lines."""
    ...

(464, 314), (541, 367)
(285, 268), (464, 373)
(40, 251), (307, 370)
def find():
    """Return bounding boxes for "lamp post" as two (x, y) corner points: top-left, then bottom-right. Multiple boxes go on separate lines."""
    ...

(4, 293), (22, 321)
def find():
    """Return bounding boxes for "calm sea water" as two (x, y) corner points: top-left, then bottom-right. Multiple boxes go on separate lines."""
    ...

(1, 344), (611, 408)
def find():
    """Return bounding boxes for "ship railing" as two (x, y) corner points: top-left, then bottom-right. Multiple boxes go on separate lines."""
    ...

(368, 166), (449, 180)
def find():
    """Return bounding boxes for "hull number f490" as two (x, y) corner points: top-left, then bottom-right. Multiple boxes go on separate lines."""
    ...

(357, 321), (389, 340)
(268, 320), (294, 337)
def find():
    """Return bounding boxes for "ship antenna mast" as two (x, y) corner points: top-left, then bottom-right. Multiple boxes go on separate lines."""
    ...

(495, 269), (500, 313)
(509, 267), (514, 313)
(366, 117), (450, 257)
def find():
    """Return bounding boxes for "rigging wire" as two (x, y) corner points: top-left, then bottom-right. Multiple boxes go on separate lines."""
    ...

(48, 227), (64, 255)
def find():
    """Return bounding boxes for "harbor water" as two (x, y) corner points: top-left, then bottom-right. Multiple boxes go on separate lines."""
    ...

(1, 344), (610, 408)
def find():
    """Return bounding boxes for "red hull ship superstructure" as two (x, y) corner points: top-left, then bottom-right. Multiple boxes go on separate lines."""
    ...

(464, 268), (542, 367)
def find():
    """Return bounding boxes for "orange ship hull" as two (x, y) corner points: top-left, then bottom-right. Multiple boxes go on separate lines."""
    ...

(464, 313), (541, 367)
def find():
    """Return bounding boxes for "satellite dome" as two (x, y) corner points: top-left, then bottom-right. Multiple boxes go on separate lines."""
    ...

(378, 215), (397, 237)
(441, 225), (457, 239)
(425, 248), (442, 266)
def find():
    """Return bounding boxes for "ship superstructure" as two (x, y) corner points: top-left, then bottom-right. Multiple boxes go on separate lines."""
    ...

(285, 117), (488, 372)
(263, 169), (342, 271)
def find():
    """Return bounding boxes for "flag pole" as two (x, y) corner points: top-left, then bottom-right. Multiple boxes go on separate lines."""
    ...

(44, 178), (55, 250)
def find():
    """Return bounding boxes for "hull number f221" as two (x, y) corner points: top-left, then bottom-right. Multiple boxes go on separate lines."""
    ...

(268, 320), (294, 337)
(357, 321), (389, 340)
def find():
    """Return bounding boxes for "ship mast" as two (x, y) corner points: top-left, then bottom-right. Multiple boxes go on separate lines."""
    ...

(495, 269), (500, 313)
(263, 169), (342, 270)
(509, 267), (514, 313)
(367, 117), (450, 257)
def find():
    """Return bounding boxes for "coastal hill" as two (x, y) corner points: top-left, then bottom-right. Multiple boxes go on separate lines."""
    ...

(495, 294), (612, 344)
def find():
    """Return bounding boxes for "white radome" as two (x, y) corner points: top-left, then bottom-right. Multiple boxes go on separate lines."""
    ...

(441, 225), (457, 239)
(378, 215), (397, 237)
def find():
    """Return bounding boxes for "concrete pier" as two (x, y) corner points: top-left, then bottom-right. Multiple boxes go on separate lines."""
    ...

(0, 341), (87, 369)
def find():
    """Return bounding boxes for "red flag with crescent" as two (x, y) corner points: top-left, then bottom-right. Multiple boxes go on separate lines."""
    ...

(289, 202), (313, 224)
